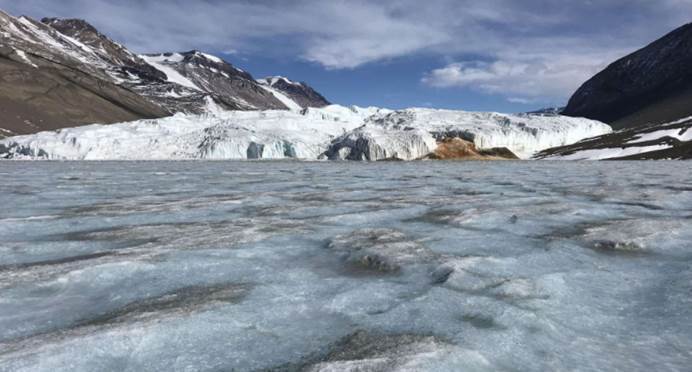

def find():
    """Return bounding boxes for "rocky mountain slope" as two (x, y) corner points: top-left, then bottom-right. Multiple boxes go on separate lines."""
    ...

(0, 11), (169, 137)
(535, 116), (692, 160)
(138, 52), (287, 112)
(0, 10), (329, 137)
(0, 106), (609, 160)
(563, 23), (692, 130)
(539, 22), (692, 160)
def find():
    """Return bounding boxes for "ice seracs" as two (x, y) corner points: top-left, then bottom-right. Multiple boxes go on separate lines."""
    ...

(323, 109), (612, 160)
(0, 106), (611, 161)
(0, 106), (381, 160)
(322, 124), (438, 161)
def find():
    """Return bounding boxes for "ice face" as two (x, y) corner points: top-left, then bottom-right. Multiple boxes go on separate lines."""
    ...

(0, 106), (608, 161)
(0, 161), (691, 371)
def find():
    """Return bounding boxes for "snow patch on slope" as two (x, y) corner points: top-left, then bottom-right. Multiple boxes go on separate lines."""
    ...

(549, 145), (673, 160)
(627, 117), (692, 144)
(258, 76), (301, 87)
(538, 115), (692, 160)
(13, 49), (37, 68)
(258, 84), (302, 111)
(140, 54), (202, 91)
(199, 52), (223, 64)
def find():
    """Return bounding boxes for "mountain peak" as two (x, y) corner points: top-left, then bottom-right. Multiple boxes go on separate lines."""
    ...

(41, 17), (99, 35)
(182, 50), (225, 64)
(143, 51), (256, 82)
(260, 76), (303, 87)
(258, 76), (330, 108)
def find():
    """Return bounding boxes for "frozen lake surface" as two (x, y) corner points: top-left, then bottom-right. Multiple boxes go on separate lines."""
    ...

(0, 161), (691, 371)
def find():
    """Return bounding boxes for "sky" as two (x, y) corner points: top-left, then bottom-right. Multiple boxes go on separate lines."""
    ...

(2, 0), (692, 112)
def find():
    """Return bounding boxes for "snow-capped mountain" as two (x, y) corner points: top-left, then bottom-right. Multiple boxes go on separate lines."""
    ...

(40, 17), (167, 84)
(0, 10), (169, 137)
(0, 106), (609, 160)
(257, 76), (330, 110)
(535, 116), (692, 160)
(0, 10), (330, 137)
(138, 51), (288, 112)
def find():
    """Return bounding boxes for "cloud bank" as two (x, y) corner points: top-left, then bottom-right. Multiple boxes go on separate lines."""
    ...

(2, 0), (691, 102)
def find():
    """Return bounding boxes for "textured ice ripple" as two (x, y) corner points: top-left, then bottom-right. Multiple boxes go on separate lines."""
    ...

(0, 161), (691, 371)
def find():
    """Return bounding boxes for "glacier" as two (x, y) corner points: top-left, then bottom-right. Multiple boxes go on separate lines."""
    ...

(0, 161), (690, 371)
(323, 109), (611, 160)
(0, 106), (610, 161)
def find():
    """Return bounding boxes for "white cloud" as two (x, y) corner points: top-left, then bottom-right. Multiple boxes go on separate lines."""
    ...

(421, 54), (614, 102)
(3, 0), (691, 102)
(507, 97), (535, 105)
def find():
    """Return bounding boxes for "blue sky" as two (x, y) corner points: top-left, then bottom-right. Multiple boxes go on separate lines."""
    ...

(3, 0), (692, 112)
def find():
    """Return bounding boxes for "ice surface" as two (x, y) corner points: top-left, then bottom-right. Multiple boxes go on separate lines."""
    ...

(0, 161), (690, 371)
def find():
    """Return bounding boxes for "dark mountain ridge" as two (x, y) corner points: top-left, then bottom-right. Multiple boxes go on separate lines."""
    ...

(563, 23), (692, 130)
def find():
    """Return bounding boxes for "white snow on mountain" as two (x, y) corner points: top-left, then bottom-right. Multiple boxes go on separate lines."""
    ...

(257, 84), (303, 111)
(199, 52), (223, 64)
(3, 13), (140, 85)
(626, 120), (692, 144)
(4, 15), (105, 72)
(256, 76), (306, 111)
(258, 76), (301, 87)
(538, 116), (691, 160)
(548, 144), (673, 160)
(140, 54), (203, 91)
(14, 49), (37, 68)
(0, 106), (611, 161)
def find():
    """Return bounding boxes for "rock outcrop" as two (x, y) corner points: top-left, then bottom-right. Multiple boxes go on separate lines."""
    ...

(423, 138), (518, 160)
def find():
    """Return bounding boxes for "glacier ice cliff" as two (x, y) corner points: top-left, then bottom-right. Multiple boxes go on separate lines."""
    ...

(0, 106), (610, 160)
(323, 109), (611, 160)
